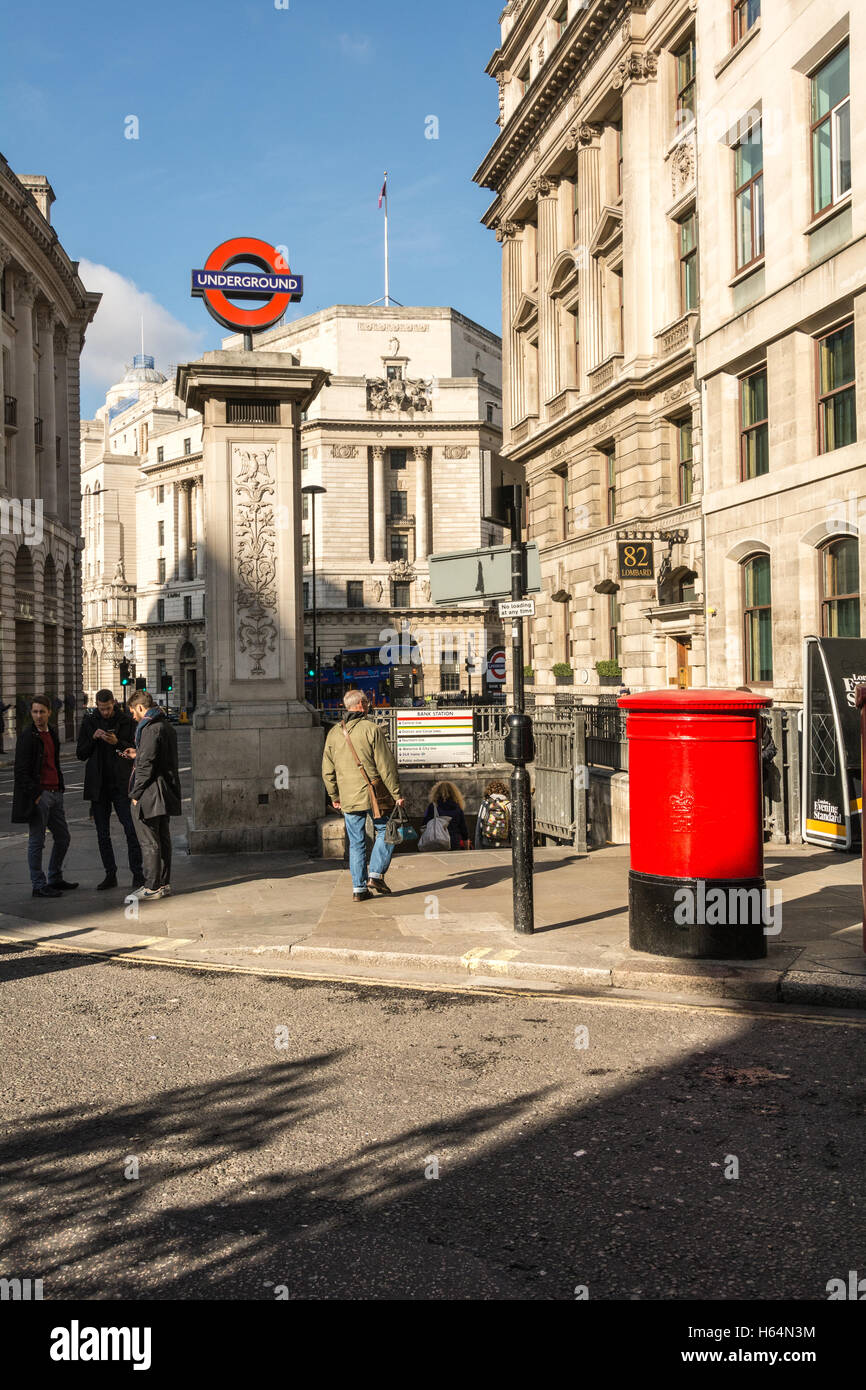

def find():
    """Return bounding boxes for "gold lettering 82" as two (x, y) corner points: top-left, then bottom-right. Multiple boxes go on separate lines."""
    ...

(623, 545), (648, 568)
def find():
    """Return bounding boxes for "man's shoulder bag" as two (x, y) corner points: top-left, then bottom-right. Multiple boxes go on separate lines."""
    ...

(340, 722), (396, 820)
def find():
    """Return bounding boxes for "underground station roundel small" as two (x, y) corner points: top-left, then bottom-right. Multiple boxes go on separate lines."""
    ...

(190, 237), (304, 333)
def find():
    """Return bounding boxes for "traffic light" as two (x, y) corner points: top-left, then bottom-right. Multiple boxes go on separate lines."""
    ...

(120, 660), (131, 687)
(305, 653), (316, 679)
(135, 676), (147, 691)
(334, 651), (343, 677)
(160, 672), (174, 693)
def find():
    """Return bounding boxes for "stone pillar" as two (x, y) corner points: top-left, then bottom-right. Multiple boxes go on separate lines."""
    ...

(621, 69), (658, 364)
(36, 305), (58, 516)
(177, 480), (191, 581)
(414, 446), (430, 561)
(194, 480), (205, 577)
(372, 445), (387, 562)
(498, 221), (524, 433)
(53, 325), (70, 527)
(177, 350), (329, 854)
(577, 126), (604, 378)
(13, 273), (38, 501)
(536, 177), (560, 408)
(0, 242), (10, 490)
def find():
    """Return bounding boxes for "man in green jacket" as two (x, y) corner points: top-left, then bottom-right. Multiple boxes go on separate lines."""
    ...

(322, 689), (405, 902)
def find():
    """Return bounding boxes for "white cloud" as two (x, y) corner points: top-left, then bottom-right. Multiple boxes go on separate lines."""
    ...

(337, 33), (372, 62)
(78, 259), (207, 410)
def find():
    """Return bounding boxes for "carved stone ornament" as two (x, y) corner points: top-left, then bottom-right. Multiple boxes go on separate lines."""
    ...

(612, 52), (658, 89)
(389, 559), (415, 584)
(578, 124), (602, 145)
(232, 445), (279, 678)
(495, 220), (519, 242)
(421, 579), (432, 601)
(332, 444), (358, 459)
(444, 446), (470, 459)
(671, 139), (696, 196)
(373, 579), (385, 601)
(495, 69), (506, 126)
(367, 376), (431, 413)
(664, 382), (690, 406)
(529, 174), (559, 200)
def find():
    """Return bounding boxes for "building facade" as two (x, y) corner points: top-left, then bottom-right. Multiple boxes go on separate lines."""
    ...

(225, 305), (506, 701)
(476, 0), (704, 700)
(697, 0), (866, 704)
(1, 153), (99, 746)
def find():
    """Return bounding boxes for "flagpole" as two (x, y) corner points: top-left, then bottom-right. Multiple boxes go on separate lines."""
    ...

(383, 172), (390, 307)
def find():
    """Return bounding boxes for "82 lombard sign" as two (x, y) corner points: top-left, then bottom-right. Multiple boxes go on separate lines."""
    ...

(191, 237), (304, 333)
(617, 541), (655, 581)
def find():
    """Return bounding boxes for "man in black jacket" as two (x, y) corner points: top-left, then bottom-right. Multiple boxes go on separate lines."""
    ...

(126, 691), (182, 902)
(12, 696), (78, 899)
(77, 689), (143, 891)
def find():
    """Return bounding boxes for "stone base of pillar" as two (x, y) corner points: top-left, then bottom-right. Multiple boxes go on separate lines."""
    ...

(188, 701), (326, 854)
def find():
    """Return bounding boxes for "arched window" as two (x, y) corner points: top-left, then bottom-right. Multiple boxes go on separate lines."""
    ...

(821, 537), (860, 636)
(743, 554), (772, 683)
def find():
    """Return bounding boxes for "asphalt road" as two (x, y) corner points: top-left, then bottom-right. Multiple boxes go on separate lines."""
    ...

(1, 944), (864, 1301)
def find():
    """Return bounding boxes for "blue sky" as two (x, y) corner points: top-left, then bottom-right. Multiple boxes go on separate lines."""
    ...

(1, 0), (504, 415)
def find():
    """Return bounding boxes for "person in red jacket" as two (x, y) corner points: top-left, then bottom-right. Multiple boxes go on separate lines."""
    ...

(12, 696), (78, 899)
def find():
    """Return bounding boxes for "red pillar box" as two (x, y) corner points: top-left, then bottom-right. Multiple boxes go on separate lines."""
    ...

(619, 690), (772, 960)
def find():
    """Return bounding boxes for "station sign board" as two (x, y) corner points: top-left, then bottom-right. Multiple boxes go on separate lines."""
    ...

(396, 709), (474, 766)
(191, 236), (304, 333)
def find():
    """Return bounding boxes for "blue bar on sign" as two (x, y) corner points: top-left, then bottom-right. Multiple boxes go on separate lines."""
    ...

(191, 270), (301, 294)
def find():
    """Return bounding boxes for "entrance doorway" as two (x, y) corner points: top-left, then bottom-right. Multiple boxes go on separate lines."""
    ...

(179, 640), (198, 712)
(672, 637), (692, 688)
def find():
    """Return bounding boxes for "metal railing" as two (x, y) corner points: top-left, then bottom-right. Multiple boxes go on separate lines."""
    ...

(584, 704), (629, 771)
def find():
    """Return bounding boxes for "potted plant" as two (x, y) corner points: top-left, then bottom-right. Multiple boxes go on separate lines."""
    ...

(595, 659), (622, 687)
(552, 662), (574, 686)
(523, 664), (535, 681)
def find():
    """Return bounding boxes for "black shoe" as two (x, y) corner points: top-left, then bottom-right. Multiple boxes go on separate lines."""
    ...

(369, 878), (392, 895)
(131, 877), (145, 891)
(97, 874), (118, 891)
(51, 880), (79, 891)
(33, 886), (63, 899)
(353, 891), (373, 902)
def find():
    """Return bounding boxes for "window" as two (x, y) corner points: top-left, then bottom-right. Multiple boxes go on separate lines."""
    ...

(743, 555), (772, 682)
(302, 493), (309, 520)
(156, 446), (164, 464)
(677, 419), (694, 504)
(675, 37), (697, 133)
(572, 176), (580, 244)
(157, 484), (164, 503)
(390, 490), (407, 518)
(390, 532), (409, 562)
(679, 213), (698, 312)
(817, 321), (856, 453)
(183, 437), (191, 456)
(740, 367), (769, 478)
(811, 45), (851, 217)
(486, 402), (495, 423)
(392, 582), (410, 607)
(301, 449), (309, 471)
(303, 581), (310, 610)
(347, 581), (364, 608)
(608, 593), (620, 662)
(183, 595), (192, 620)
(157, 659), (166, 689)
(389, 448), (407, 470)
(440, 670), (460, 693)
(156, 598), (165, 624)
(558, 471), (570, 539)
(157, 520), (165, 546)
(603, 447), (616, 525)
(734, 122), (764, 271)
(157, 557), (166, 584)
(614, 119), (623, 198)
(732, 0), (760, 46)
(573, 310), (581, 381)
(821, 537), (860, 637)
(553, 2), (568, 41)
(386, 364), (403, 381)
(517, 61), (531, 99)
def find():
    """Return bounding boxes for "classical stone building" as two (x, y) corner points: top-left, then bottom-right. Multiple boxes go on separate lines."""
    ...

(1, 153), (99, 746)
(81, 357), (205, 709)
(697, 0), (866, 703)
(476, 0), (705, 698)
(223, 305), (506, 700)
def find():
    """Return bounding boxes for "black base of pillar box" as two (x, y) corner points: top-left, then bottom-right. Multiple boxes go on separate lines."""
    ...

(629, 870), (769, 960)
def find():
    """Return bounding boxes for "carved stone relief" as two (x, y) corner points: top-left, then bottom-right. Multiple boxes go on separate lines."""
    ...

(331, 444), (358, 458)
(232, 444), (279, 679)
(671, 139), (696, 197)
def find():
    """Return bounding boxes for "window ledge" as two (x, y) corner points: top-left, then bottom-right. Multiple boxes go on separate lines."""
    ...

(729, 258), (765, 289)
(714, 20), (762, 79)
(806, 196), (852, 236)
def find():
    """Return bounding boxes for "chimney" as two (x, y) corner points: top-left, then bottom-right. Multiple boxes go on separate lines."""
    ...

(18, 175), (56, 224)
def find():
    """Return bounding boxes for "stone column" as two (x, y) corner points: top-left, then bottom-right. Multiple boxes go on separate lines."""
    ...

(577, 126), (604, 379)
(13, 273), (38, 501)
(0, 242), (10, 490)
(536, 177), (560, 408)
(53, 325), (70, 526)
(177, 480), (191, 581)
(194, 480), (205, 577)
(372, 445), (387, 562)
(497, 221), (524, 433)
(414, 446), (431, 561)
(36, 305), (57, 516)
(621, 65), (658, 363)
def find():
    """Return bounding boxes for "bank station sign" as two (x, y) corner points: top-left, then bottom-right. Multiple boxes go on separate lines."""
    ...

(191, 236), (304, 333)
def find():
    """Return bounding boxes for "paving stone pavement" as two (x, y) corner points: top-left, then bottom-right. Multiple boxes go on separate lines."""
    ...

(0, 813), (863, 1007)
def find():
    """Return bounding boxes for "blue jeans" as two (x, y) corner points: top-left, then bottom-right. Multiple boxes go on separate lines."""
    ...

(92, 790), (144, 880)
(344, 812), (394, 891)
(28, 789), (71, 890)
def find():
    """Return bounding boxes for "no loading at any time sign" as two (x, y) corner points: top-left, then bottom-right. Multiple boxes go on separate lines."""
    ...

(191, 236), (304, 334)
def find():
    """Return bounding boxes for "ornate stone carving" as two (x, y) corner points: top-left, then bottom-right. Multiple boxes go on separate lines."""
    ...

(495, 69), (506, 126)
(232, 445), (279, 678)
(671, 139), (696, 196)
(537, 40), (545, 68)
(529, 174), (559, 200)
(495, 219), (519, 242)
(14, 271), (38, 307)
(444, 445), (470, 459)
(54, 325), (68, 355)
(372, 444), (385, 461)
(367, 376), (431, 413)
(36, 303), (55, 333)
(389, 558), (415, 584)
(421, 579), (432, 601)
(663, 381), (691, 406)
(332, 444), (358, 458)
(373, 579), (385, 601)
(612, 52), (659, 88)
(578, 123), (602, 145)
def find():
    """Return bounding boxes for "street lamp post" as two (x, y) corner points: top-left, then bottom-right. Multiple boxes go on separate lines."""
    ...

(301, 483), (327, 708)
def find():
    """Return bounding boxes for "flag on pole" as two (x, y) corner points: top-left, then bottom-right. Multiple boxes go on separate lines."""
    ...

(378, 172), (388, 209)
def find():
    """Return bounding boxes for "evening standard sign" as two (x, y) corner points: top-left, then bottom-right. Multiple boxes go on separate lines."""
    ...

(396, 710), (474, 765)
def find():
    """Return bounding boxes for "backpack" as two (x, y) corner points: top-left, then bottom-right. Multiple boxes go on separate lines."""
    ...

(483, 795), (510, 844)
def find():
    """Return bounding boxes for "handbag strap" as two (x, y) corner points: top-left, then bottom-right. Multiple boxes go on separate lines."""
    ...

(340, 721), (380, 815)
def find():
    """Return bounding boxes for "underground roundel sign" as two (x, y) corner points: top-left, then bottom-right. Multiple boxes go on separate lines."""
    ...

(191, 237), (304, 333)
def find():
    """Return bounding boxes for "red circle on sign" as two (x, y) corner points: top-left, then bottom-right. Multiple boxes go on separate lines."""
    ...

(488, 649), (507, 682)
(201, 237), (293, 332)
